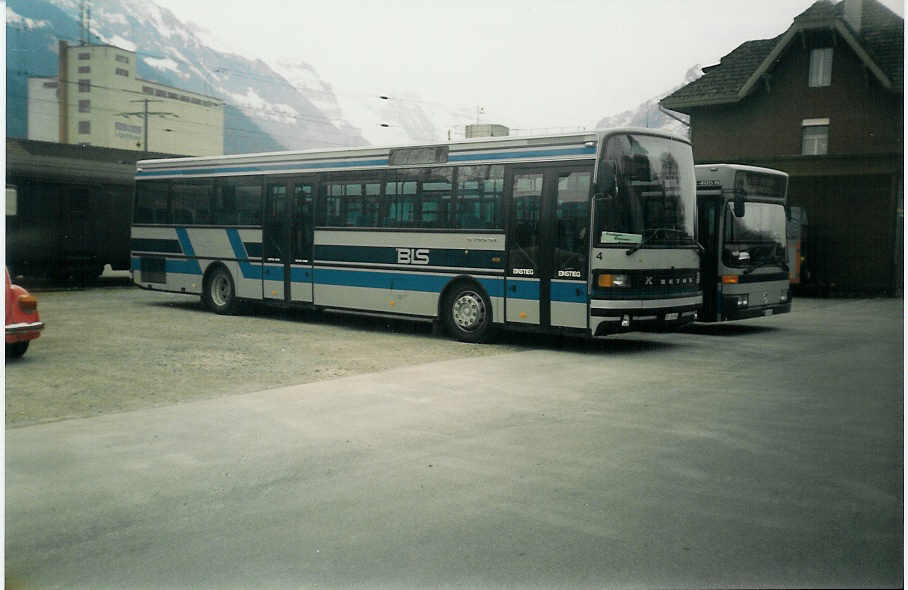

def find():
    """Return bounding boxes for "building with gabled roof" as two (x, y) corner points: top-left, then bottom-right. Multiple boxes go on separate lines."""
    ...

(661, 0), (902, 294)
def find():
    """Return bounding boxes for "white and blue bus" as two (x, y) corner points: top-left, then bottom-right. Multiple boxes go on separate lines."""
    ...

(131, 129), (701, 342)
(695, 164), (792, 322)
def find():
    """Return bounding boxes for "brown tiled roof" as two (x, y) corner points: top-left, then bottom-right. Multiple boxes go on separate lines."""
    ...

(662, 37), (780, 108)
(662, 0), (903, 111)
(847, 0), (904, 87)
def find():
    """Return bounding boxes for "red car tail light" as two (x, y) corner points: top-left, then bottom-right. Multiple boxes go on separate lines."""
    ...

(17, 294), (37, 313)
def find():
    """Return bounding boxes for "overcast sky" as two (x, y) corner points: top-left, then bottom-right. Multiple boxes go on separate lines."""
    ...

(153, 0), (905, 131)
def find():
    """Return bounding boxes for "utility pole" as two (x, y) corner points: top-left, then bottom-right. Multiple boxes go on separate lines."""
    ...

(120, 99), (176, 152)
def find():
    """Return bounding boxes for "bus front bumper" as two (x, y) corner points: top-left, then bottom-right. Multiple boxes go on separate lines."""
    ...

(721, 300), (791, 321)
(590, 295), (701, 335)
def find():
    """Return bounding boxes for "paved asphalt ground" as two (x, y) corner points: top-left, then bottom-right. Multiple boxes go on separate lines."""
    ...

(5, 295), (903, 589)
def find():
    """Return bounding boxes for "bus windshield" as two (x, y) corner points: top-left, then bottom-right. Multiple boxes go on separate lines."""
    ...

(595, 133), (696, 248)
(723, 201), (787, 268)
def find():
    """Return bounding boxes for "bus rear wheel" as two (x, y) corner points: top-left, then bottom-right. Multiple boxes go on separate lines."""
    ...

(203, 267), (239, 315)
(444, 283), (494, 343)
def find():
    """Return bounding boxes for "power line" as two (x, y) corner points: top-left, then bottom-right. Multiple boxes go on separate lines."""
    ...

(9, 92), (365, 149)
(6, 26), (479, 120)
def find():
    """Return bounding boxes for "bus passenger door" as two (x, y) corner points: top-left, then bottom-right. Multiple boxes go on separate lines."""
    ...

(507, 170), (547, 326)
(507, 165), (591, 330)
(697, 196), (722, 321)
(264, 177), (315, 304)
(549, 168), (591, 329)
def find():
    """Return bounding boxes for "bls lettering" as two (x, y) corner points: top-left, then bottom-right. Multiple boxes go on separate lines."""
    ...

(397, 248), (430, 265)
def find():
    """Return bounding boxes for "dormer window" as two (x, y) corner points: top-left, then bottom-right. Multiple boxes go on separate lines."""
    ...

(809, 48), (833, 87)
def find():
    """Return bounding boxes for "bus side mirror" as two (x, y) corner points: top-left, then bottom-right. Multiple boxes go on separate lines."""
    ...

(596, 161), (618, 197)
(733, 192), (746, 217)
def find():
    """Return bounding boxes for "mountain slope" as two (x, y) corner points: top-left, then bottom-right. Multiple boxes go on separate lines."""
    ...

(595, 65), (702, 137)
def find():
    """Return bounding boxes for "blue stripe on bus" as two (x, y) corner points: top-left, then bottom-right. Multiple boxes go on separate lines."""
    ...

(314, 244), (503, 269)
(312, 268), (503, 297)
(225, 228), (262, 279)
(290, 267), (313, 282)
(167, 259), (204, 275)
(130, 257), (203, 276)
(551, 281), (588, 303)
(135, 147), (595, 178)
(507, 280), (540, 301)
(174, 228), (202, 274)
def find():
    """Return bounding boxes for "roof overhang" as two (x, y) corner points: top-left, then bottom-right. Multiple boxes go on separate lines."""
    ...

(663, 14), (898, 112)
(739, 19), (893, 99)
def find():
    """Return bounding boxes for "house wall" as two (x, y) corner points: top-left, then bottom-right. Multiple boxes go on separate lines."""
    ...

(690, 38), (902, 161)
(687, 32), (902, 294)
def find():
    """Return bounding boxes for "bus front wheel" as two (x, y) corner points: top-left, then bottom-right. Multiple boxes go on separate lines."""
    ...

(203, 267), (239, 315)
(443, 283), (494, 343)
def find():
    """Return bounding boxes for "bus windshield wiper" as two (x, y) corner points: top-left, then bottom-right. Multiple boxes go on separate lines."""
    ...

(625, 227), (691, 255)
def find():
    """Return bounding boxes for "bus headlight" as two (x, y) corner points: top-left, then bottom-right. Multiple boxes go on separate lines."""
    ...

(736, 295), (749, 308)
(598, 273), (629, 288)
(780, 290), (789, 303)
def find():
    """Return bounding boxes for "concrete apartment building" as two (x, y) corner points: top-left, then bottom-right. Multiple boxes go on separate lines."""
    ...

(28, 42), (224, 156)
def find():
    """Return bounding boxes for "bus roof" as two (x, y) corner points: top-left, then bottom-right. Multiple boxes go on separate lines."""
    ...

(135, 127), (691, 179)
(695, 163), (789, 178)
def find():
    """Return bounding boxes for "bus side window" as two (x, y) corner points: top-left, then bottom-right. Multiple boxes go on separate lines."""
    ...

(456, 165), (503, 229)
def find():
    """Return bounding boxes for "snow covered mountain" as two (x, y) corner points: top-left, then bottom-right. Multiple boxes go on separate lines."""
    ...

(272, 60), (476, 147)
(6, 0), (368, 152)
(595, 65), (703, 138)
(7, 0), (702, 153)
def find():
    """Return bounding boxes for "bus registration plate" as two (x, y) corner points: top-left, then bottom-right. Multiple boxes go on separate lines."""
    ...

(763, 309), (773, 316)
(665, 312), (679, 321)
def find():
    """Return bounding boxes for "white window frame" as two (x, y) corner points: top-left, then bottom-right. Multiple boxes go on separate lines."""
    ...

(801, 118), (830, 155)
(809, 48), (833, 87)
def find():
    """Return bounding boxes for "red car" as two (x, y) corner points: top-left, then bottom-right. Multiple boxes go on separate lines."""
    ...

(6, 269), (44, 358)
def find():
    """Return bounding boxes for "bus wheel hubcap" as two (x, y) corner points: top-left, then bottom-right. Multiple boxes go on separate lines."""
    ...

(212, 276), (229, 306)
(452, 292), (484, 331)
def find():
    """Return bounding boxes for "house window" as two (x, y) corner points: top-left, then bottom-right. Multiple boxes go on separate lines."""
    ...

(78, 121), (91, 134)
(78, 79), (90, 92)
(78, 52), (90, 60)
(809, 48), (833, 87)
(801, 118), (829, 155)
(78, 66), (90, 74)
(116, 54), (129, 64)
(116, 68), (129, 77)
(78, 100), (90, 113)
(142, 86), (154, 95)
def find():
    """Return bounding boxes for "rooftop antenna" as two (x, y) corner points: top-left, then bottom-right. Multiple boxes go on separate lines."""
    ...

(80, 0), (92, 45)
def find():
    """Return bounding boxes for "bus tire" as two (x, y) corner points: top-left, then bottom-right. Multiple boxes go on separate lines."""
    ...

(443, 282), (494, 343)
(203, 266), (239, 315)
